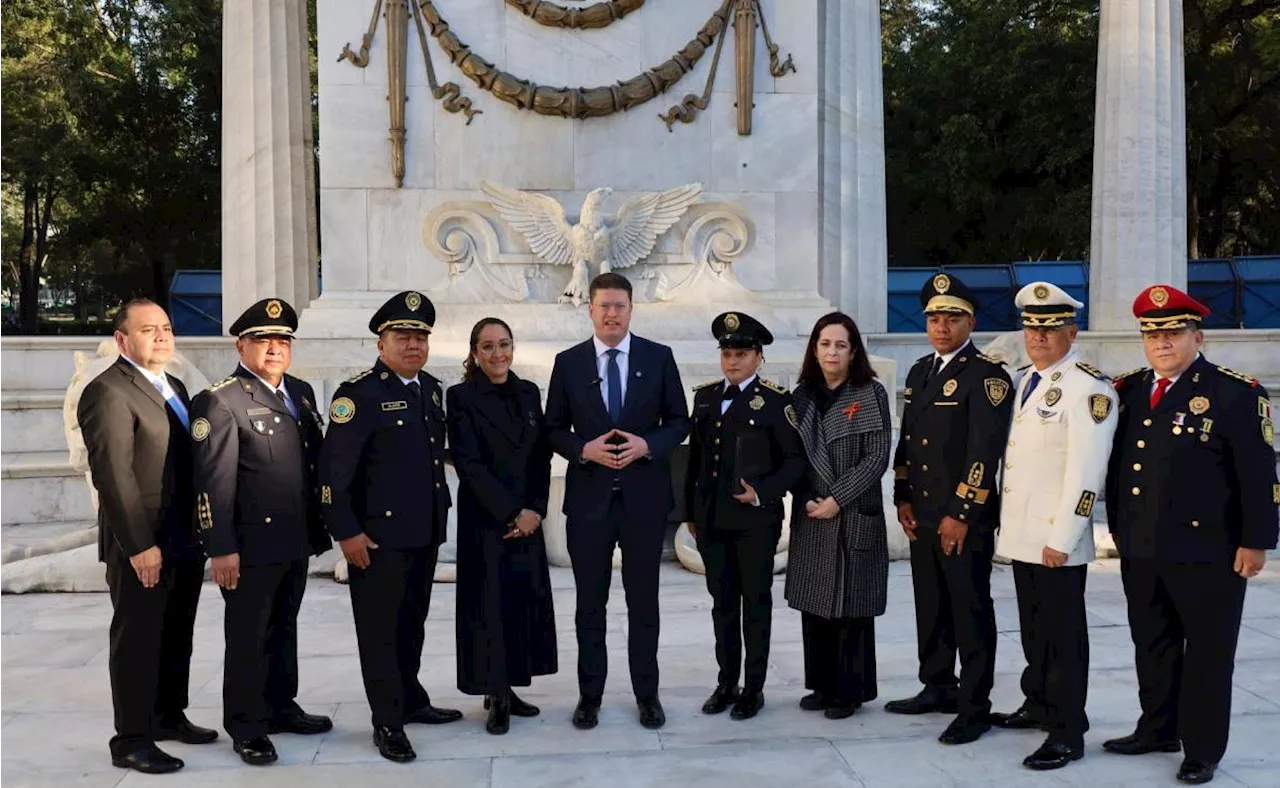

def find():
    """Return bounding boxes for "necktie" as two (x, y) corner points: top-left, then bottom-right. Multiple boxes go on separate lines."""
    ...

(925, 355), (943, 387)
(275, 388), (299, 419)
(1020, 371), (1042, 407)
(407, 380), (422, 401)
(722, 383), (741, 401)
(153, 379), (190, 432)
(1150, 377), (1172, 410)
(606, 348), (622, 423)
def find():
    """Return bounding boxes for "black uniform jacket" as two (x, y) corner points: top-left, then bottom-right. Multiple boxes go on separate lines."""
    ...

(318, 359), (451, 550)
(684, 377), (806, 531)
(892, 342), (1014, 530)
(190, 366), (330, 565)
(1106, 356), (1279, 563)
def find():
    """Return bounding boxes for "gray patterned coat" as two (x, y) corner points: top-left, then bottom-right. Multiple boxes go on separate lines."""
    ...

(784, 379), (892, 620)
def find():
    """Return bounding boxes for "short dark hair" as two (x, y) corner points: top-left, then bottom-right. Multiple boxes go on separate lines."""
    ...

(798, 311), (877, 391)
(113, 298), (161, 333)
(462, 317), (513, 382)
(589, 272), (632, 303)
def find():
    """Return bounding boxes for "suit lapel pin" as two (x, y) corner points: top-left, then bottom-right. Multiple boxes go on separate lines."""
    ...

(1051, 371), (1062, 382)
(842, 402), (861, 421)
(1188, 396), (1210, 415)
(942, 379), (958, 397)
(252, 419), (267, 433)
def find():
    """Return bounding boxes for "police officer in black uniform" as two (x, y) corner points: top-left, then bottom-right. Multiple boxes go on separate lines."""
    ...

(1103, 285), (1278, 786)
(191, 298), (334, 766)
(317, 291), (461, 763)
(685, 312), (806, 720)
(886, 273), (1012, 746)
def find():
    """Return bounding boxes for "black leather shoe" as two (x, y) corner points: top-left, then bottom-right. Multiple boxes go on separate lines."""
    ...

(572, 696), (601, 730)
(799, 692), (829, 711)
(1023, 739), (1084, 770)
(233, 736), (278, 766)
(1102, 731), (1181, 755)
(269, 709), (333, 735)
(373, 726), (416, 763)
(637, 696), (666, 729)
(730, 691), (764, 720)
(990, 706), (1044, 730)
(702, 684), (741, 715)
(824, 701), (860, 720)
(486, 695), (511, 735)
(508, 691), (540, 718)
(405, 704), (463, 725)
(938, 715), (991, 745)
(884, 687), (959, 716)
(111, 745), (184, 774)
(1177, 759), (1217, 784)
(155, 715), (219, 744)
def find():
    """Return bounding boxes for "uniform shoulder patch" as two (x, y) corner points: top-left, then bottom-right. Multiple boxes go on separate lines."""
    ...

(983, 378), (1010, 407)
(1088, 393), (1114, 424)
(330, 396), (356, 424)
(1075, 491), (1097, 517)
(1075, 361), (1109, 381)
(344, 368), (374, 385)
(758, 378), (788, 395)
(1216, 365), (1260, 388)
(692, 380), (721, 392)
(207, 376), (236, 392)
(1112, 367), (1148, 390)
(192, 417), (211, 441)
(784, 404), (798, 428)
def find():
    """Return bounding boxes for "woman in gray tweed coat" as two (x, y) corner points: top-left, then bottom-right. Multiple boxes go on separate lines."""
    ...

(784, 312), (892, 719)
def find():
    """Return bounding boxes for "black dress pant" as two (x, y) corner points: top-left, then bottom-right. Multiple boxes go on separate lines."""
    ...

(105, 557), (204, 756)
(348, 546), (437, 728)
(1121, 558), (1247, 764)
(697, 522), (781, 691)
(222, 559), (309, 739)
(1012, 561), (1089, 747)
(802, 614), (878, 705)
(907, 526), (997, 719)
(567, 491), (665, 700)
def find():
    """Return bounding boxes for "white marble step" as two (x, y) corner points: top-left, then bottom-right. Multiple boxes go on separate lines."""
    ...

(2, 392), (71, 455)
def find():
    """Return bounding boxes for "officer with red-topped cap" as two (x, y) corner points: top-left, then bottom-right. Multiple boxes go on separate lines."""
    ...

(1103, 285), (1278, 785)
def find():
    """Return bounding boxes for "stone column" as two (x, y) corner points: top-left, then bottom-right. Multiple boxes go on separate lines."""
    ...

(221, 0), (319, 327)
(1089, 0), (1187, 330)
(820, 0), (888, 331)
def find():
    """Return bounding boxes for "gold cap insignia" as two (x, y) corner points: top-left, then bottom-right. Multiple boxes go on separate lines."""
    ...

(1149, 286), (1169, 307)
(934, 274), (951, 294)
(192, 417), (211, 442)
(406, 292), (422, 311)
(330, 396), (356, 424)
(266, 299), (283, 319)
(942, 379), (958, 397)
(724, 313), (740, 331)
(1033, 284), (1049, 300)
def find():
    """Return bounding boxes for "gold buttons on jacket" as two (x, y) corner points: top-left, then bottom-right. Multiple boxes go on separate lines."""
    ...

(385, 510), (393, 517)
(1131, 487), (1141, 496)
(396, 420), (404, 426)
(433, 459), (440, 466)
(1192, 520), (1200, 527)
(921, 439), (929, 446)
(1132, 463), (1142, 471)
(1004, 463), (1012, 470)
(1004, 486), (1011, 494)
(435, 482), (442, 488)
(1143, 418), (1152, 427)
(922, 490), (929, 497)
(265, 517), (272, 524)
(1008, 440), (1015, 447)
(921, 464), (929, 472)
(1137, 440), (1146, 448)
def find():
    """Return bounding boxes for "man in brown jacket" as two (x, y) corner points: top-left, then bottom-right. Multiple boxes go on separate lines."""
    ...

(78, 299), (216, 775)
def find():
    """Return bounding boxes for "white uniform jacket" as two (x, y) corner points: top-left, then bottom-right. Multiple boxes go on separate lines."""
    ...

(996, 351), (1119, 565)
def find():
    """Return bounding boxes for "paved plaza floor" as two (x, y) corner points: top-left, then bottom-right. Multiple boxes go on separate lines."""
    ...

(4, 558), (1280, 787)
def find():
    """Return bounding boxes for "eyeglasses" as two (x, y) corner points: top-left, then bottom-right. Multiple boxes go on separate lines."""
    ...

(477, 340), (513, 354)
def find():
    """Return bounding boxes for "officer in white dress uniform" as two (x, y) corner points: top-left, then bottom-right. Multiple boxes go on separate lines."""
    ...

(989, 282), (1118, 771)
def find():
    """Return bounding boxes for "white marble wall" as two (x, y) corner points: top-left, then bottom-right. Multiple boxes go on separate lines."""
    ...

(313, 0), (825, 338)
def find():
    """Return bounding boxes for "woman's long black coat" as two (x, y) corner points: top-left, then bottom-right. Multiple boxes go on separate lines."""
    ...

(446, 372), (557, 695)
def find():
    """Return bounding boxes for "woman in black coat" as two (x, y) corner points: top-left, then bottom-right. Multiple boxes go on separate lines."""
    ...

(447, 317), (557, 735)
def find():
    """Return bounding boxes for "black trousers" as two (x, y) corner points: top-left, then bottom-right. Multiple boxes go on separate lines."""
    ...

(697, 522), (781, 691)
(1121, 558), (1247, 764)
(802, 614), (878, 705)
(907, 526), (997, 719)
(348, 546), (437, 728)
(1012, 561), (1089, 747)
(221, 559), (309, 739)
(105, 557), (204, 756)
(567, 491), (665, 699)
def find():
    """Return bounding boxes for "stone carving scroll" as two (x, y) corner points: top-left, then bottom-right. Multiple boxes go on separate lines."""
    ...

(506, 0), (645, 29)
(422, 205), (532, 302)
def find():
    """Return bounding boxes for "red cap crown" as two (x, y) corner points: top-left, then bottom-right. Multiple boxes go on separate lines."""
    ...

(1131, 285), (1210, 332)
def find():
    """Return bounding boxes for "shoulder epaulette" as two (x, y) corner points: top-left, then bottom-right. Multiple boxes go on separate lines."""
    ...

(758, 378), (788, 395)
(1216, 365), (1260, 388)
(1016, 363), (1032, 372)
(692, 380), (720, 392)
(1111, 367), (1148, 390)
(1075, 361), (1109, 381)
(207, 376), (237, 392)
(344, 368), (374, 385)
(975, 352), (1004, 365)
(916, 352), (933, 364)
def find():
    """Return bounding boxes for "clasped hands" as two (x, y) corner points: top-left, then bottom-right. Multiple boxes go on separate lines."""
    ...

(503, 509), (542, 540)
(581, 428), (650, 470)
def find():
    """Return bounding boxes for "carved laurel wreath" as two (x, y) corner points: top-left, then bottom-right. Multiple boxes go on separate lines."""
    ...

(505, 0), (645, 30)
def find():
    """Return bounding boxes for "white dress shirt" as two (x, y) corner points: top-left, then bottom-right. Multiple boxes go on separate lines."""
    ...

(240, 364), (298, 417)
(932, 339), (973, 374)
(1149, 354), (1200, 399)
(593, 332), (632, 410)
(720, 373), (757, 415)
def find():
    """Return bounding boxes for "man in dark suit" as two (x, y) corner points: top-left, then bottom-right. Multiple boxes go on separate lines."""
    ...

(318, 291), (461, 763)
(545, 272), (691, 730)
(190, 299), (334, 766)
(1103, 285), (1278, 786)
(685, 312), (805, 720)
(78, 299), (217, 775)
(887, 273), (1012, 746)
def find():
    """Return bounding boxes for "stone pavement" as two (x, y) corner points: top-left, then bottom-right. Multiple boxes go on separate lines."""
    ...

(4, 559), (1280, 788)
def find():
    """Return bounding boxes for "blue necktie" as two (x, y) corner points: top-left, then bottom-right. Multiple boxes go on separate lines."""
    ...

(1021, 371), (1041, 407)
(606, 348), (623, 423)
(153, 379), (190, 432)
(276, 388), (299, 419)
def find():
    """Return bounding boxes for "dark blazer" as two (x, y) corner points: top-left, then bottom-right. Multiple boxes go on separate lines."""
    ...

(1106, 356), (1279, 564)
(190, 365), (330, 566)
(78, 357), (198, 565)
(892, 342), (1013, 531)
(318, 359), (452, 550)
(545, 335), (691, 524)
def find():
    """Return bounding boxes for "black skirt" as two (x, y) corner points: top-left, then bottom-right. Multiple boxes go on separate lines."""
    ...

(801, 613), (878, 704)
